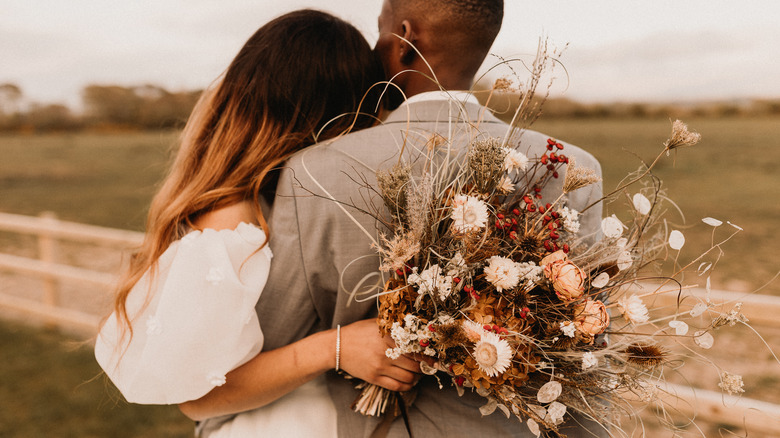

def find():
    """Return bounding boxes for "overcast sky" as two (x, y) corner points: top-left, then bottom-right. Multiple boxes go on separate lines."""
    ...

(3, 0), (780, 108)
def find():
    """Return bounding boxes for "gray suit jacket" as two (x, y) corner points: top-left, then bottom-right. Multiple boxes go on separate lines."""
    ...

(256, 99), (606, 437)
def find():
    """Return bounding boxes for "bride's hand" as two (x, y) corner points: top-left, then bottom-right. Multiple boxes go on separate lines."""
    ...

(339, 319), (421, 392)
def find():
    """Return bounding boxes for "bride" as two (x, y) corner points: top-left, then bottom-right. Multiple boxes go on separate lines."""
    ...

(95, 9), (420, 437)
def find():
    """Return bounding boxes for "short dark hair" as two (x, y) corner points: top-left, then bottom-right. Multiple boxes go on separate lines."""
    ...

(391, 0), (503, 53)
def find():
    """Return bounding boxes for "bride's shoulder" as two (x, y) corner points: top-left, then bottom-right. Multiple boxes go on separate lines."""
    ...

(194, 201), (259, 232)
(175, 201), (268, 250)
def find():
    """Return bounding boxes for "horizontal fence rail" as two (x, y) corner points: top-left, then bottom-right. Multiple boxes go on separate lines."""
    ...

(0, 212), (143, 331)
(0, 212), (778, 434)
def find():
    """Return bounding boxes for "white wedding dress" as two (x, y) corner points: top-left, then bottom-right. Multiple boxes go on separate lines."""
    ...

(94, 223), (337, 438)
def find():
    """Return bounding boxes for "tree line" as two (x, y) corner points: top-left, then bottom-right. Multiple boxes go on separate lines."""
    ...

(1, 81), (778, 133)
(0, 83), (201, 132)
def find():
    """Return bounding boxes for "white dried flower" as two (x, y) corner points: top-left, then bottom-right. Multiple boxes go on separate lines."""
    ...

(517, 261), (543, 287)
(669, 230), (685, 250)
(702, 217), (723, 227)
(601, 215), (624, 238)
(503, 148), (529, 172)
(617, 251), (633, 271)
(632, 193), (652, 215)
(497, 176), (515, 193)
(557, 206), (581, 234)
(693, 330), (714, 349)
(527, 418), (541, 437)
(472, 331), (513, 377)
(591, 272), (609, 288)
(407, 264), (453, 301)
(668, 320), (689, 335)
(618, 295), (650, 325)
(690, 302), (708, 317)
(560, 321), (576, 338)
(545, 401), (567, 425)
(484, 256), (521, 292)
(451, 194), (489, 233)
(719, 371), (745, 395)
(581, 352), (597, 370)
(537, 381), (562, 404)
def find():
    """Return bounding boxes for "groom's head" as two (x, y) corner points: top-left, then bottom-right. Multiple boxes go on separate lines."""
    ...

(376, 0), (503, 96)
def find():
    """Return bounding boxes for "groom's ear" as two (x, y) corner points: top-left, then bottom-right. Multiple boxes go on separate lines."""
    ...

(399, 19), (416, 65)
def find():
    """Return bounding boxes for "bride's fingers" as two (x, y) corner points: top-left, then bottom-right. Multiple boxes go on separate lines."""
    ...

(374, 375), (415, 393)
(391, 354), (421, 373)
(383, 363), (418, 383)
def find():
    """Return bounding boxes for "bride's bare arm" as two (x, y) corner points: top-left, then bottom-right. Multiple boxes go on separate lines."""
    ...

(178, 203), (420, 421)
(179, 320), (420, 421)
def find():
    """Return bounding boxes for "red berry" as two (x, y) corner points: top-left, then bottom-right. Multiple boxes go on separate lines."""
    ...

(512, 208), (520, 216)
(556, 142), (564, 150)
(553, 171), (559, 178)
(497, 213), (505, 220)
(541, 155), (548, 164)
(539, 206), (546, 214)
(453, 277), (461, 284)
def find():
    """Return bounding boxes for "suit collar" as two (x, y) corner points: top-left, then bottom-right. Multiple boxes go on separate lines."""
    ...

(382, 100), (504, 126)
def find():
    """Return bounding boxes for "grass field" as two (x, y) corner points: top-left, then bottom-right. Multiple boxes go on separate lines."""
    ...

(0, 117), (778, 435)
(0, 319), (193, 437)
(1, 117), (778, 293)
(533, 117), (780, 295)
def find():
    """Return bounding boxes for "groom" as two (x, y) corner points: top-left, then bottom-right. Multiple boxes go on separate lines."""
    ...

(259, 0), (605, 436)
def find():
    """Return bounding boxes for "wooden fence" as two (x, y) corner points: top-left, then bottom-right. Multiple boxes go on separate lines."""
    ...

(1, 212), (778, 433)
(0, 211), (143, 331)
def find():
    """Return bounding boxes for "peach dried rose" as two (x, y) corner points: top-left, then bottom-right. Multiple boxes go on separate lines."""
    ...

(542, 251), (585, 301)
(574, 300), (610, 335)
(540, 250), (567, 267)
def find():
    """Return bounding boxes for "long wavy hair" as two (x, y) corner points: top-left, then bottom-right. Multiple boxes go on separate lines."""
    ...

(111, 9), (384, 335)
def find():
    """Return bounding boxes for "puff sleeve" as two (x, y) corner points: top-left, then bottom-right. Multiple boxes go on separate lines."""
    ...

(95, 223), (271, 404)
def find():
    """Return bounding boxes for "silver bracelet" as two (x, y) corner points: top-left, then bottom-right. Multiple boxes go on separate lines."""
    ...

(335, 324), (341, 372)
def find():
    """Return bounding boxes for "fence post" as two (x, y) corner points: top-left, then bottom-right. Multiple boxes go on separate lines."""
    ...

(37, 211), (59, 327)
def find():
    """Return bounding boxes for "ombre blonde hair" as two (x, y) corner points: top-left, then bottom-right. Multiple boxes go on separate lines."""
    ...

(111, 9), (384, 337)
